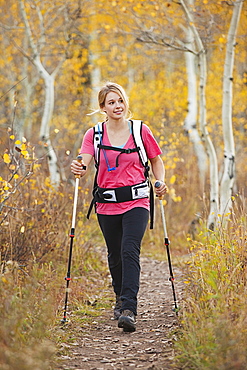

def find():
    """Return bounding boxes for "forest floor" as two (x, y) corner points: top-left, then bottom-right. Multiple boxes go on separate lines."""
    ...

(56, 255), (183, 370)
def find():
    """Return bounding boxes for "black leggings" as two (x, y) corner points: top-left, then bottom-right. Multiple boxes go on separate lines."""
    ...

(97, 207), (149, 315)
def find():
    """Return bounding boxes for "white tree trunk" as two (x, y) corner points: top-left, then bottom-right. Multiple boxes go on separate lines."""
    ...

(39, 71), (55, 141)
(37, 67), (60, 185)
(199, 52), (219, 230)
(18, 0), (62, 186)
(180, 0), (219, 230)
(90, 63), (101, 121)
(219, 0), (243, 222)
(184, 21), (207, 188)
(89, 26), (101, 124)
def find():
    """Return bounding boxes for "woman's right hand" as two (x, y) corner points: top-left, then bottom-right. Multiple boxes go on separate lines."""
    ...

(70, 158), (87, 177)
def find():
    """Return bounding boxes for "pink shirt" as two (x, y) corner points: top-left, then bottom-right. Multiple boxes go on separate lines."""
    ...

(81, 121), (162, 215)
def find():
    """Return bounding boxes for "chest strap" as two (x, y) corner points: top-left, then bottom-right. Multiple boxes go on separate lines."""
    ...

(97, 144), (140, 169)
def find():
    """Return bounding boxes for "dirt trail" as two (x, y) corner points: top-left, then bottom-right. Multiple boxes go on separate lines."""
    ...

(57, 256), (183, 370)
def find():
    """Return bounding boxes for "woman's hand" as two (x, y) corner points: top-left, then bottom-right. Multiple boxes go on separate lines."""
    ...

(154, 180), (168, 197)
(70, 153), (93, 177)
(70, 158), (87, 177)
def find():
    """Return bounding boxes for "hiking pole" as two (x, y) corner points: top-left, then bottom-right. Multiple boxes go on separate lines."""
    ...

(61, 155), (86, 324)
(155, 181), (179, 315)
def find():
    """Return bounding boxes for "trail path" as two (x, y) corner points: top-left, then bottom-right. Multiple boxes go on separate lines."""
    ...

(57, 256), (183, 370)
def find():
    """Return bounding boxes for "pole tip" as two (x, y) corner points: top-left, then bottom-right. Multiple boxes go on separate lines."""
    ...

(172, 306), (180, 316)
(60, 317), (68, 324)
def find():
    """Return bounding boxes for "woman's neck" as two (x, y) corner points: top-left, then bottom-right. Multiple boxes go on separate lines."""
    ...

(105, 118), (130, 147)
(106, 118), (128, 132)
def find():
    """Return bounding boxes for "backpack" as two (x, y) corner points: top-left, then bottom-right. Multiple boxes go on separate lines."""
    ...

(87, 120), (154, 228)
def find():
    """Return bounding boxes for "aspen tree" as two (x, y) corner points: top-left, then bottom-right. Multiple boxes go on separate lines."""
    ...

(219, 0), (244, 223)
(18, 0), (80, 185)
(183, 0), (207, 189)
(173, 0), (219, 230)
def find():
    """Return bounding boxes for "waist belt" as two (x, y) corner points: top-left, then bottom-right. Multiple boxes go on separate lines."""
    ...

(96, 180), (149, 203)
(87, 180), (155, 229)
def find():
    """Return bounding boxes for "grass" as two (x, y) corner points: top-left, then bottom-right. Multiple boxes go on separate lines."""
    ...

(0, 262), (57, 370)
(0, 243), (111, 370)
(175, 201), (247, 369)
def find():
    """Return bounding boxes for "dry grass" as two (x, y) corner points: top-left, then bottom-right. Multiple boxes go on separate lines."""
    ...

(175, 198), (247, 369)
(0, 164), (109, 369)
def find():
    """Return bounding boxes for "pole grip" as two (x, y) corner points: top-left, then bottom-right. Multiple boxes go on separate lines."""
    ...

(75, 155), (86, 178)
(154, 180), (163, 200)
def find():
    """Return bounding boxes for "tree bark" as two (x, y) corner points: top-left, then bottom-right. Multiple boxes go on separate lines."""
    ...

(219, 0), (243, 222)
(183, 10), (207, 189)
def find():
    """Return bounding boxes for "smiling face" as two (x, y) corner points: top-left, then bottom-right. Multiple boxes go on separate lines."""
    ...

(98, 82), (130, 121)
(103, 91), (126, 120)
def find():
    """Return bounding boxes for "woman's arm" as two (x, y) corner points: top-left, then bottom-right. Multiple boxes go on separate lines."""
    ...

(149, 155), (168, 196)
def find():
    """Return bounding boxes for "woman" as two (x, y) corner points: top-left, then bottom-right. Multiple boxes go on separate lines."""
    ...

(71, 82), (167, 332)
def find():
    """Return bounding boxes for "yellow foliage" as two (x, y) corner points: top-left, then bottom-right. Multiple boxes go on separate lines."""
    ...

(3, 153), (11, 164)
(169, 175), (176, 185)
(218, 36), (226, 44)
(21, 150), (29, 159)
(73, 100), (81, 107)
(169, 187), (182, 202)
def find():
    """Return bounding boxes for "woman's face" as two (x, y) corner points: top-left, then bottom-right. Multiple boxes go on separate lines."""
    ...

(103, 91), (126, 120)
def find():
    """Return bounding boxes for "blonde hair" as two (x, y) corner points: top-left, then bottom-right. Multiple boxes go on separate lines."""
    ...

(98, 82), (131, 119)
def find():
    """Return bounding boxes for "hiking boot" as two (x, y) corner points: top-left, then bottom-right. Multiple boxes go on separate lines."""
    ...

(113, 295), (122, 320)
(118, 310), (136, 332)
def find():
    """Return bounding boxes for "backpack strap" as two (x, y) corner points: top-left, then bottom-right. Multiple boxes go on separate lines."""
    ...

(94, 120), (148, 170)
(131, 120), (154, 228)
(94, 122), (104, 168)
(131, 120), (150, 178)
(88, 120), (155, 229)
(87, 122), (104, 219)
